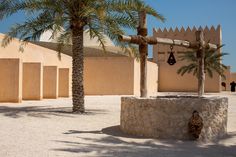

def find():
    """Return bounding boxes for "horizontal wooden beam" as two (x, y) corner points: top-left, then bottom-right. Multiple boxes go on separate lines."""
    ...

(205, 43), (218, 51)
(118, 35), (132, 43)
(118, 35), (218, 50)
(146, 37), (191, 48)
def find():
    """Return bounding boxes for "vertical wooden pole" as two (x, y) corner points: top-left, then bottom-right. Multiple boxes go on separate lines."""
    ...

(196, 31), (205, 97)
(138, 11), (148, 97)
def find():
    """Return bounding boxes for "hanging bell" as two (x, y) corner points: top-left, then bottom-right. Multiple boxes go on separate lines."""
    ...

(167, 45), (176, 65)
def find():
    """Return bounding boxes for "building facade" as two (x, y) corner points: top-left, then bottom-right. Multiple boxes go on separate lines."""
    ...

(152, 25), (227, 92)
(0, 32), (158, 103)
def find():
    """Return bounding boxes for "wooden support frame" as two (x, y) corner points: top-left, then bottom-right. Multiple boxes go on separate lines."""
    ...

(119, 35), (218, 50)
(119, 11), (219, 97)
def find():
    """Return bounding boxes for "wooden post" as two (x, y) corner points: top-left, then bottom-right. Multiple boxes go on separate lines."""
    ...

(196, 31), (205, 97)
(138, 11), (148, 97)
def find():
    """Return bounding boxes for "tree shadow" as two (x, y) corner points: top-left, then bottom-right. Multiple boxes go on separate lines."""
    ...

(0, 106), (108, 119)
(63, 130), (103, 135)
(56, 126), (236, 157)
(62, 126), (133, 138)
(102, 125), (147, 138)
(53, 136), (236, 157)
(102, 126), (236, 142)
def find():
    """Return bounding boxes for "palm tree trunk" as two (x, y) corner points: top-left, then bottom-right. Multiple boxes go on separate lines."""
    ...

(72, 26), (85, 113)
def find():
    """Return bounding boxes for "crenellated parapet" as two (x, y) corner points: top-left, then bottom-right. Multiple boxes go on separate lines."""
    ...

(153, 25), (222, 44)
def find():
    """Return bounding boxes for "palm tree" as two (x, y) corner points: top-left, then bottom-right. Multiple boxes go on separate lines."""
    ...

(177, 46), (228, 91)
(0, 0), (164, 113)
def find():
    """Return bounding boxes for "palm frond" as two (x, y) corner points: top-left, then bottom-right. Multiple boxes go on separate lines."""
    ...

(177, 45), (228, 79)
(0, 0), (164, 60)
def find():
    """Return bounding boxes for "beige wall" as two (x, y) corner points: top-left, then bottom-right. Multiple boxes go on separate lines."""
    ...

(133, 61), (158, 96)
(0, 34), (72, 67)
(0, 34), (72, 97)
(158, 60), (198, 92)
(84, 57), (158, 96)
(22, 63), (42, 100)
(231, 73), (236, 82)
(153, 26), (222, 92)
(157, 57), (221, 93)
(84, 57), (134, 95)
(58, 68), (70, 97)
(147, 62), (158, 96)
(0, 59), (22, 102)
(43, 66), (58, 98)
(0, 33), (158, 101)
(222, 66), (231, 91)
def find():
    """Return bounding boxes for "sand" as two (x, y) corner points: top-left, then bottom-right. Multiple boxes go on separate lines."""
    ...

(0, 93), (235, 157)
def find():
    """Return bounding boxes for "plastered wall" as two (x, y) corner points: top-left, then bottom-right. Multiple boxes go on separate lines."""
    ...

(0, 33), (72, 98)
(0, 33), (158, 102)
(43, 66), (58, 99)
(84, 57), (134, 95)
(0, 59), (22, 102)
(22, 63), (42, 100)
(222, 66), (231, 91)
(231, 73), (236, 82)
(133, 61), (158, 96)
(84, 57), (158, 96)
(58, 68), (70, 97)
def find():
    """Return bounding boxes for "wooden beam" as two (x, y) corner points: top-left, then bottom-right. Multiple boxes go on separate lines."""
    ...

(205, 43), (218, 51)
(119, 35), (218, 50)
(147, 37), (191, 47)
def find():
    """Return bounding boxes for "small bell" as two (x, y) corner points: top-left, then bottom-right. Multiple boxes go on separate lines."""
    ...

(167, 45), (176, 65)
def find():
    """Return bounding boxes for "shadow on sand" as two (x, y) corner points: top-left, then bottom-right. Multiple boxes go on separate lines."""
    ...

(63, 126), (140, 138)
(0, 106), (108, 118)
(56, 125), (236, 157)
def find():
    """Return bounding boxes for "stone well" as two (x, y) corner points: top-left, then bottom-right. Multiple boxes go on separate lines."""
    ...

(120, 96), (228, 141)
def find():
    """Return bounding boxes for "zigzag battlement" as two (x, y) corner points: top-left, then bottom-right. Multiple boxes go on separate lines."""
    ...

(153, 25), (221, 44)
(154, 25), (221, 34)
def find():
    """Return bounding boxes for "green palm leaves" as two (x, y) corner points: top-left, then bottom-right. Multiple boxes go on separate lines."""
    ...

(177, 45), (228, 79)
(0, 0), (164, 53)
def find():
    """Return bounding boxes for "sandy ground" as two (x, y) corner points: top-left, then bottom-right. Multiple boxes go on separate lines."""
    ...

(0, 92), (236, 157)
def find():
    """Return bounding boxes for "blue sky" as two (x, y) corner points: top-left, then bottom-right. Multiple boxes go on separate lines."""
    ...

(0, 0), (236, 71)
(145, 0), (236, 71)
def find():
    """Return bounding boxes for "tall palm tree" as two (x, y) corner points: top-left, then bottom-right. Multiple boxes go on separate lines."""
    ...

(0, 0), (164, 113)
(177, 46), (228, 88)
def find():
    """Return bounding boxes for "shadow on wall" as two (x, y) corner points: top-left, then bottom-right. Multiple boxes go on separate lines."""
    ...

(0, 106), (108, 119)
(54, 126), (236, 157)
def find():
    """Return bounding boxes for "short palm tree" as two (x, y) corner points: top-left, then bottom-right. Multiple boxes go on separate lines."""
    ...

(0, 0), (164, 113)
(177, 46), (228, 82)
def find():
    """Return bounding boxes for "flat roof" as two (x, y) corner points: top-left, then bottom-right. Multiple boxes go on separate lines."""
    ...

(32, 41), (131, 57)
